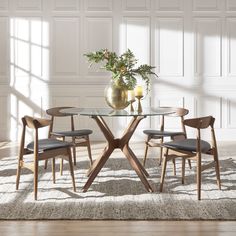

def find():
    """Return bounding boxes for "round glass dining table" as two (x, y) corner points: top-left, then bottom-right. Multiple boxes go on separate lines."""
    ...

(61, 107), (175, 193)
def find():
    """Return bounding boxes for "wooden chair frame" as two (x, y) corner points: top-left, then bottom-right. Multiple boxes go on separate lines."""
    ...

(16, 116), (76, 200)
(45, 107), (93, 173)
(160, 116), (221, 200)
(143, 107), (190, 169)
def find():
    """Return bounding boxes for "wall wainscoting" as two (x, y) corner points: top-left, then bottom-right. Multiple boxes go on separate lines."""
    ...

(0, 0), (236, 141)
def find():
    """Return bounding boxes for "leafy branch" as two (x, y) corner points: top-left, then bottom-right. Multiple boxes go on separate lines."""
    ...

(84, 49), (158, 92)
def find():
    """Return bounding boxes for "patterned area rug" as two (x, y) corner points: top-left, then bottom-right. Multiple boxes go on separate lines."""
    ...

(0, 143), (235, 220)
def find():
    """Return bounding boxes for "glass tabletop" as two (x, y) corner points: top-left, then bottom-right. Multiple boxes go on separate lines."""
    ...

(60, 107), (176, 117)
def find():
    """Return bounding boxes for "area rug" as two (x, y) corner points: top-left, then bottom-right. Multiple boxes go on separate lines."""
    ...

(0, 143), (235, 220)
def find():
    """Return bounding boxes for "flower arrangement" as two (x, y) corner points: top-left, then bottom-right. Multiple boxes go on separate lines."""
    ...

(84, 49), (157, 93)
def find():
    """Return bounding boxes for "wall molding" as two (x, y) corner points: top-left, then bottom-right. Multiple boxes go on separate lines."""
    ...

(0, 0), (236, 141)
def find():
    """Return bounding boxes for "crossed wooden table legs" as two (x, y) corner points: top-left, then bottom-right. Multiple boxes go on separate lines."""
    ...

(82, 115), (154, 193)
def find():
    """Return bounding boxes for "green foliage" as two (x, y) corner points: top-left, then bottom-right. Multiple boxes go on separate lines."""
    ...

(84, 49), (158, 91)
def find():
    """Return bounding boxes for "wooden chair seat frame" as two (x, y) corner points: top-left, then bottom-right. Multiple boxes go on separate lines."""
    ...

(143, 107), (190, 171)
(45, 107), (93, 173)
(160, 116), (221, 200)
(16, 116), (76, 200)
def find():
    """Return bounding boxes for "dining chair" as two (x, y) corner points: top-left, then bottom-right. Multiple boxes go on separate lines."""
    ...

(143, 107), (189, 170)
(16, 116), (76, 200)
(45, 107), (93, 173)
(160, 116), (221, 200)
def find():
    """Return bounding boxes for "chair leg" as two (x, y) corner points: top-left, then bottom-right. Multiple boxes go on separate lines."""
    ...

(182, 158), (186, 184)
(159, 138), (164, 166)
(67, 148), (76, 192)
(60, 136), (66, 173)
(143, 142), (149, 167)
(87, 136), (93, 166)
(72, 146), (76, 165)
(34, 160), (39, 200)
(188, 160), (192, 169)
(213, 149), (221, 190)
(72, 138), (76, 165)
(197, 154), (201, 200)
(52, 158), (56, 184)
(44, 160), (48, 169)
(172, 159), (176, 176)
(16, 154), (23, 190)
(60, 158), (64, 176)
(160, 148), (168, 192)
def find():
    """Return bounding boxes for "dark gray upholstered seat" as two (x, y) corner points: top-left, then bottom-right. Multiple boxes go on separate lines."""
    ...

(27, 139), (72, 152)
(163, 139), (211, 153)
(143, 129), (185, 138)
(51, 129), (92, 137)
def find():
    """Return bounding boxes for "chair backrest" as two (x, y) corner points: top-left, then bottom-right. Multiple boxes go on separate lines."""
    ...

(160, 107), (189, 135)
(184, 116), (214, 129)
(22, 116), (51, 129)
(164, 107), (189, 118)
(46, 107), (76, 137)
(184, 116), (217, 152)
(20, 116), (51, 155)
(46, 107), (74, 117)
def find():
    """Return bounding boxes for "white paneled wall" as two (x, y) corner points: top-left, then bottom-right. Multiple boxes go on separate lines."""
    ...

(0, 0), (236, 141)
(155, 17), (184, 76)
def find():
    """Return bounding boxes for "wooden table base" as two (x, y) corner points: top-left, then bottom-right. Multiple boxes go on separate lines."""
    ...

(82, 115), (153, 193)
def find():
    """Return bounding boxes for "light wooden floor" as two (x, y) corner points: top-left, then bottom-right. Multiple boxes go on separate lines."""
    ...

(0, 221), (236, 236)
(0, 141), (236, 236)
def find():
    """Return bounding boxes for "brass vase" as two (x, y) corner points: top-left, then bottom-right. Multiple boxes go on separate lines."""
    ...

(104, 79), (129, 110)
